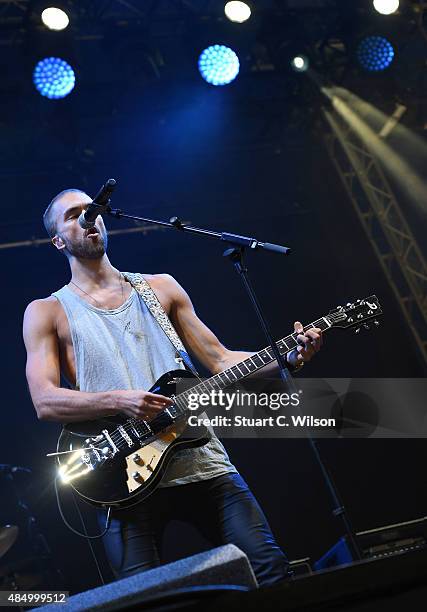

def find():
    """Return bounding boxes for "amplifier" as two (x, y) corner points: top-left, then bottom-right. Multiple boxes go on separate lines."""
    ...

(314, 516), (427, 570)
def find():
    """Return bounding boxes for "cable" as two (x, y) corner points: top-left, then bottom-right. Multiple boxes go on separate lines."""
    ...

(54, 476), (111, 539)
(70, 490), (109, 586)
(54, 477), (112, 585)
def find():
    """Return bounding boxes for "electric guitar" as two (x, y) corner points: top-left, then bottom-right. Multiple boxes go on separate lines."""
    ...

(52, 296), (382, 509)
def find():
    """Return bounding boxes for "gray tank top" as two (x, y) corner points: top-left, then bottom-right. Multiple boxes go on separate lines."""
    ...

(52, 277), (237, 487)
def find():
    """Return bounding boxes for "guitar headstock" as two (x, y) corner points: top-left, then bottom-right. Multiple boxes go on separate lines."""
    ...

(326, 296), (382, 332)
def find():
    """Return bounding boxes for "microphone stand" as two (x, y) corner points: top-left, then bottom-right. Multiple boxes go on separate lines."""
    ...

(102, 201), (362, 562)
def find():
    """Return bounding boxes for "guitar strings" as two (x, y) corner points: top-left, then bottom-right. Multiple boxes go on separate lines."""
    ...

(83, 307), (378, 454)
(105, 317), (328, 450)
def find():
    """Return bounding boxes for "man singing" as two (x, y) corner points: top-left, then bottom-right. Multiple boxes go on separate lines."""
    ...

(23, 188), (322, 586)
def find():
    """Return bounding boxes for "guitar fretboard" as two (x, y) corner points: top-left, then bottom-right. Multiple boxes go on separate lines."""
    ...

(107, 317), (333, 450)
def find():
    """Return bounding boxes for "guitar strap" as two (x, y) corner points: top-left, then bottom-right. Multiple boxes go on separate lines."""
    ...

(122, 272), (199, 377)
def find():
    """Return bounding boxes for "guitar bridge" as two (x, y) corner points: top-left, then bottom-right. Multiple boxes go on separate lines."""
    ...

(102, 429), (119, 455)
(118, 426), (134, 448)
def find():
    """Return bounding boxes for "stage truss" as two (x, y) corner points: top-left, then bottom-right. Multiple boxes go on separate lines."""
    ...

(323, 106), (427, 366)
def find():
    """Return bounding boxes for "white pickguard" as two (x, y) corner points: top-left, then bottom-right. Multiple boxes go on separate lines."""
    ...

(125, 422), (187, 493)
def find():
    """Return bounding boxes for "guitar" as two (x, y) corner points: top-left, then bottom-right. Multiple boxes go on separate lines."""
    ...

(53, 296), (382, 509)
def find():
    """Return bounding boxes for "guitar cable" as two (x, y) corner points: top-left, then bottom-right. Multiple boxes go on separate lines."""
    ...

(54, 476), (112, 539)
(54, 476), (112, 585)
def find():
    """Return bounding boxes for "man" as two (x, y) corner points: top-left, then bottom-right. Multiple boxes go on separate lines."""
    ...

(23, 189), (322, 587)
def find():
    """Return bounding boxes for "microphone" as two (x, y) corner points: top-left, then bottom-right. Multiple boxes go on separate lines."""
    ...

(78, 178), (116, 229)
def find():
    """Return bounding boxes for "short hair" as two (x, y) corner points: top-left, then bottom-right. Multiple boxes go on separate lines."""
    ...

(43, 188), (86, 237)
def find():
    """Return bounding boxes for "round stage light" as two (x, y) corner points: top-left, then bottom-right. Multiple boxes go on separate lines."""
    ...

(357, 36), (395, 72)
(373, 0), (399, 15)
(198, 45), (240, 86)
(291, 55), (309, 72)
(33, 57), (75, 99)
(41, 7), (69, 31)
(224, 1), (251, 23)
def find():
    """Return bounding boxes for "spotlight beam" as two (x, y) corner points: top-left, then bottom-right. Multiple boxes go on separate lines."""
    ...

(378, 103), (407, 138)
(321, 86), (427, 216)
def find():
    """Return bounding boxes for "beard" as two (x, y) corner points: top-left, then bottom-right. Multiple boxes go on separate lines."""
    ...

(61, 227), (108, 260)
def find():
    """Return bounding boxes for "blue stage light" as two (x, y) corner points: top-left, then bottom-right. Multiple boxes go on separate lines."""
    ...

(198, 45), (240, 86)
(33, 57), (75, 99)
(357, 36), (395, 72)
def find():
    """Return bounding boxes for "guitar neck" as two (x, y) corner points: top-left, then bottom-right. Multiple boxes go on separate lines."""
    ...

(105, 295), (381, 448)
(175, 316), (332, 411)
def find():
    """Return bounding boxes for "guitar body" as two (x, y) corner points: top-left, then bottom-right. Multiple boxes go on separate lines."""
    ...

(57, 370), (210, 509)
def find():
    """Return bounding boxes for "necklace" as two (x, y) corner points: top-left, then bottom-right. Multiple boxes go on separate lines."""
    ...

(69, 272), (136, 336)
(69, 271), (125, 310)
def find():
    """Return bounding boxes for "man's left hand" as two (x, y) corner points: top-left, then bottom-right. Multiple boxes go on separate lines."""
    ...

(286, 321), (323, 369)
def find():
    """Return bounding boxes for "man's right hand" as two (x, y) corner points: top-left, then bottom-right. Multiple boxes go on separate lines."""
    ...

(112, 390), (174, 421)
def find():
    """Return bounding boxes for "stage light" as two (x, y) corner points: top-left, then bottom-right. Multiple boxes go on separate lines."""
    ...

(224, 1), (251, 23)
(33, 57), (75, 99)
(198, 45), (240, 86)
(357, 36), (395, 72)
(373, 0), (399, 15)
(291, 55), (309, 72)
(41, 7), (69, 31)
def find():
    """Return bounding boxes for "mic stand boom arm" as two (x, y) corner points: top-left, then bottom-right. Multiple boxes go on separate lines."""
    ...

(105, 206), (292, 383)
(106, 206), (292, 380)
(106, 207), (291, 255)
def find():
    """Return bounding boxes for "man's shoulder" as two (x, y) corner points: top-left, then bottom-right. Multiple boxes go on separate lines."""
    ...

(124, 272), (177, 293)
(24, 296), (61, 325)
(142, 273), (185, 297)
(131, 273), (185, 310)
(142, 273), (176, 288)
(23, 296), (61, 345)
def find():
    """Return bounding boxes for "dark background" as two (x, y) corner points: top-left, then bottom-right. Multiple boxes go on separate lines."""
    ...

(0, 0), (426, 594)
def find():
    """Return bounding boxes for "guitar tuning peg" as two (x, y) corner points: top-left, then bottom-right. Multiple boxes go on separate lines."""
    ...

(355, 327), (361, 334)
(363, 323), (370, 330)
(374, 320), (380, 327)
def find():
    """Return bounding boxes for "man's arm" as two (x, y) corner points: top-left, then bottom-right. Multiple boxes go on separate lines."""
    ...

(162, 275), (322, 375)
(23, 300), (173, 423)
